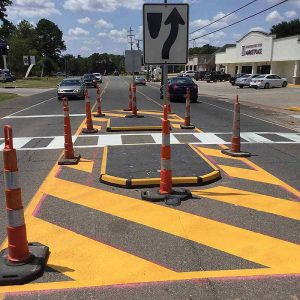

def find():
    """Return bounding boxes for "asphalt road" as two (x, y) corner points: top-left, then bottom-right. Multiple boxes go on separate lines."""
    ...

(0, 76), (299, 299)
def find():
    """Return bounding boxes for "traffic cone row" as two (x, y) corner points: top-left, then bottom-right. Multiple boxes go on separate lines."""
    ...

(180, 88), (195, 129)
(58, 97), (81, 165)
(222, 95), (251, 157)
(82, 88), (98, 134)
(125, 84), (144, 118)
(0, 125), (49, 285)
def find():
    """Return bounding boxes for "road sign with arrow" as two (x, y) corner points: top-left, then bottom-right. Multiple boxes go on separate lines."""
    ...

(143, 4), (189, 64)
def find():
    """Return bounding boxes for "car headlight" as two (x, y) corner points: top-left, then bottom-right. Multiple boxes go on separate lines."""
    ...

(73, 89), (80, 92)
(58, 89), (63, 93)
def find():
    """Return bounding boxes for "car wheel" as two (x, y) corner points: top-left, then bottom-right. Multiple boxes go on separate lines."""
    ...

(264, 82), (270, 89)
(206, 80), (210, 83)
(282, 81), (287, 87)
(57, 97), (62, 101)
(239, 85), (243, 88)
(191, 98), (197, 103)
(100, 80), (103, 83)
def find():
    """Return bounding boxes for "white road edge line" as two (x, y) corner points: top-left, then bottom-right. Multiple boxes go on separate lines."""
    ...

(1, 96), (56, 119)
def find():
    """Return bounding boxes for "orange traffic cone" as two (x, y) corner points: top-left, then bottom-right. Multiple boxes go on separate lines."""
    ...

(123, 83), (133, 111)
(125, 84), (144, 118)
(58, 97), (81, 165)
(0, 125), (49, 285)
(180, 88), (195, 129)
(82, 88), (98, 133)
(94, 84), (105, 117)
(141, 105), (192, 206)
(222, 95), (251, 157)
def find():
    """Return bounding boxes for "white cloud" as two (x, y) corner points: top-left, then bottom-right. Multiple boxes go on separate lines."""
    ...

(63, 0), (143, 12)
(249, 26), (266, 32)
(108, 28), (128, 43)
(7, 0), (61, 18)
(265, 10), (284, 22)
(190, 19), (210, 28)
(68, 27), (90, 37)
(97, 32), (107, 37)
(78, 17), (91, 24)
(284, 10), (298, 18)
(95, 19), (114, 29)
(190, 12), (237, 30)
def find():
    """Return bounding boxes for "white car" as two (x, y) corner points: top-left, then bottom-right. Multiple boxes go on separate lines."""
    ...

(236, 74), (260, 88)
(250, 74), (288, 89)
(93, 73), (103, 83)
(183, 70), (196, 78)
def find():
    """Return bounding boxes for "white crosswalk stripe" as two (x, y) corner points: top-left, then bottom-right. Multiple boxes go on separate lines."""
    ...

(0, 132), (299, 151)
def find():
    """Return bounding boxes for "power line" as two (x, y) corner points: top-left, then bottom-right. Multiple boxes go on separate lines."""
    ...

(189, 0), (288, 42)
(190, 0), (257, 35)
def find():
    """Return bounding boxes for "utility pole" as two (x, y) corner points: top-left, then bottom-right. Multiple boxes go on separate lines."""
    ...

(127, 27), (135, 85)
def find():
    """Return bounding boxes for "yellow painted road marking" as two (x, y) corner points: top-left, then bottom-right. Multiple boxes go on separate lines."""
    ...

(193, 186), (300, 221)
(67, 158), (94, 173)
(41, 176), (300, 271)
(198, 146), (300, 198)
(285, 106), (300, 112)
(171, 123), (181, 129)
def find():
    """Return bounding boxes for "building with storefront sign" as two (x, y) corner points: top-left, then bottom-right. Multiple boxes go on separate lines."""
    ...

(215, 31), (300, 84)
(185, 54), (215, 72)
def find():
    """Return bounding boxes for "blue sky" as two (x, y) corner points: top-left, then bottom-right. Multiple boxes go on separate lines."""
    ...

(6, 0), (300, 56)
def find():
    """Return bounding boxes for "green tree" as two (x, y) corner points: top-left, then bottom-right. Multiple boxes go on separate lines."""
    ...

(35, 19), (66, 75)
(35, 19), (66, 61)
(7, 20), (38, 76)
(188, 44), (219, 56)
(0, 19), (16, 39)
(270, 18), (300, 38)
(0, 0), (12, 22)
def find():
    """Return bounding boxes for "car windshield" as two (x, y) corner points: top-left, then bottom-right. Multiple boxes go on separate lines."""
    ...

(173, 78), (193, 84)
(60, 80), (81, 86)
(256, 75), (266, 79)
(84, 75), (95, 79)
(241, 74), (251, 78)
(93, 73), (100, 76)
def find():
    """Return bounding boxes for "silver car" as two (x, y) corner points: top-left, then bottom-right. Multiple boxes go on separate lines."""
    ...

(236, 74), (260, 88)
(134, 76), (146, 85)
(250, 74), (288, 89)
(57, 78), (85, 100)
(93, 73), (103, 83)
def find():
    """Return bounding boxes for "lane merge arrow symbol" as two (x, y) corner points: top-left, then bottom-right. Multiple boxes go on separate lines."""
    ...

(162, 8), (185, 60)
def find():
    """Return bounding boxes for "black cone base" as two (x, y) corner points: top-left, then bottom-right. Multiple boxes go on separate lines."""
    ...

(94, 113), (105, 117)
(221, 149), (251, 157)
(180, 124), (195, 129)
(58, 154), (81, 165)
(82, 128), (98, 134)
(0, 242), (50, 286)
(141, 188), (193, 206)
(125, 114), (144, 118)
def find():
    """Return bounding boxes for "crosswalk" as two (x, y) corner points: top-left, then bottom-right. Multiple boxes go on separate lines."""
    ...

(0, 132), (300, 151)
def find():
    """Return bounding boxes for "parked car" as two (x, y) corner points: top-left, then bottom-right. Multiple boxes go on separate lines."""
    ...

(0, 69), (16, 82)
(183, 70), (196, 78)
(177, 71), (185, 77)
(57, 78), (85, 100)
(230, 73), (247, 85)
(160, 76), (198, 102)
(235, 74), (260, 88)
(204, 71), (231, 82)
(134, 75), (146, 85)
(82, 73), (97, 88)
(250, 74), (288, 89)
(194, 71), (208, 81)
(93, 73), (103, 83)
